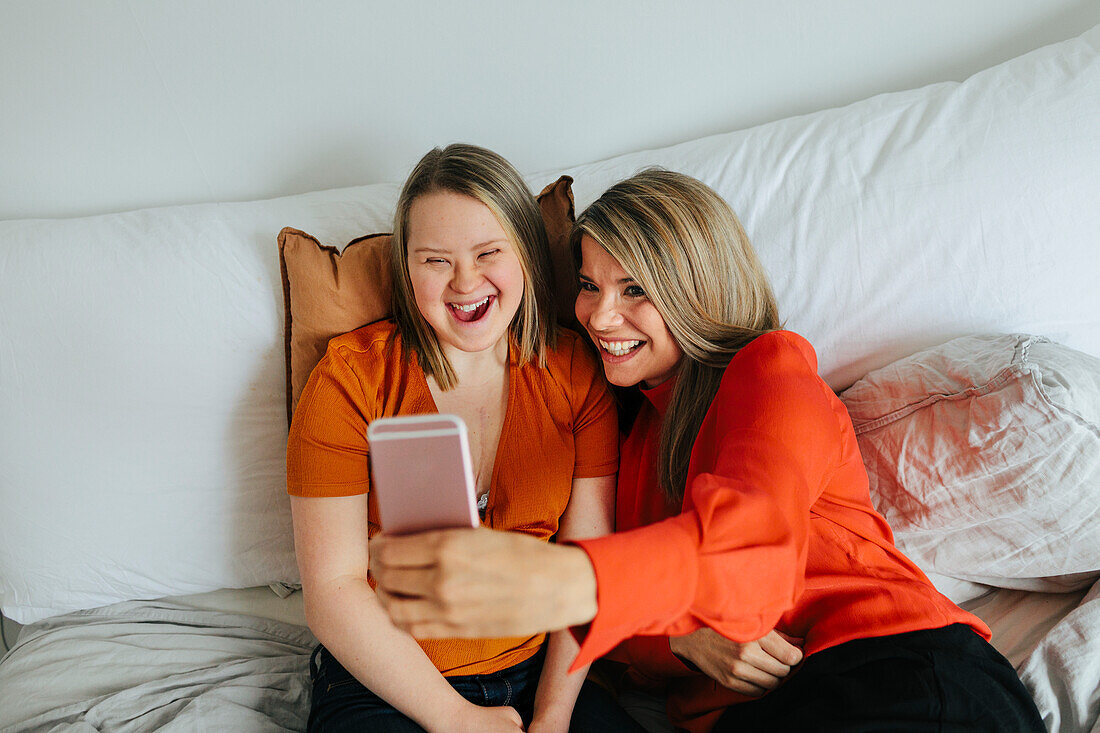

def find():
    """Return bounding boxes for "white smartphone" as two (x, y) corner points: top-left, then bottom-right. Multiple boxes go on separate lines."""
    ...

(366, 413), (479, 535)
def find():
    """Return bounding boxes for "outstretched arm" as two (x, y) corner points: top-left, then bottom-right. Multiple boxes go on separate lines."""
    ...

(372, 427), (818, 649)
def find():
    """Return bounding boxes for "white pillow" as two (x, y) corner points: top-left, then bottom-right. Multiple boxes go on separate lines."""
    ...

(0, 187), (400, 624)
(840, 334), (1100, 602)
(2, 22), (1099, 623)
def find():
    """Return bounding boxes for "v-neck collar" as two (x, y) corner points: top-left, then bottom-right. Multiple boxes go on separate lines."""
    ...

(413, 339), (517, 526)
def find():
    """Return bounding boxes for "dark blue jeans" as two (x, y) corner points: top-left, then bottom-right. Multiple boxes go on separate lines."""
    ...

(308, 644), (647, 732)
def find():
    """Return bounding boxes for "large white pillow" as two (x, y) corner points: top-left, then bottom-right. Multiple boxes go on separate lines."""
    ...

(840, 334), (1100, 601)
(2, 23), (1098, 623)
(0, 188), (399, 623)
(546, 23), (1100, 390)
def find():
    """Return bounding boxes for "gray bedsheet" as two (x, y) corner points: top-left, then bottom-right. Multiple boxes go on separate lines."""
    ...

(0, 600), (316, 732)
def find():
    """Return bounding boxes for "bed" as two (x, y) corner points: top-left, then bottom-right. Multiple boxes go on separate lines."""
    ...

(2, 14), (1099, 733)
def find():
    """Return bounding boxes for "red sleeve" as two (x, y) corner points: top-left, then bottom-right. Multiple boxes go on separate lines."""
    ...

(570, 332), (843, 669)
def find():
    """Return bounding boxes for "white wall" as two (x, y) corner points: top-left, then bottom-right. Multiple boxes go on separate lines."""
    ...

(2, 0), (1099, 220)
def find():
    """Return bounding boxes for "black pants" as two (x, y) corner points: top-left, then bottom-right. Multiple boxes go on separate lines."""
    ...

(307, 644), (647, 732)
(713, 624), (1044, 732)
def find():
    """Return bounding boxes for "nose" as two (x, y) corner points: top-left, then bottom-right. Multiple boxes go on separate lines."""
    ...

(450, 260), (483, 294)
(584, 292), (623, 331)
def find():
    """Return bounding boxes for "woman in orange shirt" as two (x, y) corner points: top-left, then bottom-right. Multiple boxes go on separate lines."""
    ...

(287, 144), (634, 732)
(372, 169), (1045, 732)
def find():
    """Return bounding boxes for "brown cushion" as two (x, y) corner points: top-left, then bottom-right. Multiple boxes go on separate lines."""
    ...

(279, 175), (576, 421)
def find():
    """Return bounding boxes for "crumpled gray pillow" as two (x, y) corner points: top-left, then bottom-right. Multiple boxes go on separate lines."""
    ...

(840, 334), (1100, 603)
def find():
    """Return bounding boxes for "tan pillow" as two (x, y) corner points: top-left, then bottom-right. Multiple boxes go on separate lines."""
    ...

(279, 175), (577, 420)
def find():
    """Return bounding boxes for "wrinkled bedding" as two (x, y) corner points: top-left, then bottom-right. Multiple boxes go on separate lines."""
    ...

(1016, 580), (1100, 733)
(1, 589), (1097, 732)
(0, 600), (316, 732)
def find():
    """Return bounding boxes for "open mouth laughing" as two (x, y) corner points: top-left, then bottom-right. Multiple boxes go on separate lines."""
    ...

(598, 338), (646, 359)
(448, 295), (495, 323)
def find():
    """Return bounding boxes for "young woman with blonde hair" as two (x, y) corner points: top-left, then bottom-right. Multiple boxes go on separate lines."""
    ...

(288, 144), (647, 732)
(373, 169), (1044, 732)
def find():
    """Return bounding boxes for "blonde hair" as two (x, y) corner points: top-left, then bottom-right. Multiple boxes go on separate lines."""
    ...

(391, 144), (556, 389)
(572, 169), (780, 500)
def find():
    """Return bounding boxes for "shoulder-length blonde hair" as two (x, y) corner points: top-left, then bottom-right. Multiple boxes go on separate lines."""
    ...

(571, 168), (780, 501)
(391, 143), (556, 390)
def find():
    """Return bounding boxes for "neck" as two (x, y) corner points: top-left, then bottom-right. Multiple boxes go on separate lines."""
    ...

(439, 336), (510, 388)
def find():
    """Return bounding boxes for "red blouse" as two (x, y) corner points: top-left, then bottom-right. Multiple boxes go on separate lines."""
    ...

(571, 331), (987, 732)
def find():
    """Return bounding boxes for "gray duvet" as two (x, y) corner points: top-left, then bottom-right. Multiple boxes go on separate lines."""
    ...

(0, 600), (316, 732)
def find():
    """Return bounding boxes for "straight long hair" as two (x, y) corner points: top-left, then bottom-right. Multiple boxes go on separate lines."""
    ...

(391, 144), (556, 389)
(572, 169), (780, 501)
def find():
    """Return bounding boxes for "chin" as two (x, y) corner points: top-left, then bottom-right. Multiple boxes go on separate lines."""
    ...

(456, 339), (499, 354)
(603, 369), (641, 388)
(446, 323), (511, 353)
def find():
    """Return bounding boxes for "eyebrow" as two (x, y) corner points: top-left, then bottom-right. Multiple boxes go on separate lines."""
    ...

(578, 273), (636, 285)
(411, 238), (509, 254)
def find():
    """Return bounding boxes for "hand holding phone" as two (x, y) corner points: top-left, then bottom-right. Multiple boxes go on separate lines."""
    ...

(366, 414), (479, 535)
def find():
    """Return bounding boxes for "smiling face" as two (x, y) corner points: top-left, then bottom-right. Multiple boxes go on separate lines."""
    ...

(405, 190), (525, 357)
(574, 235), (683, 388)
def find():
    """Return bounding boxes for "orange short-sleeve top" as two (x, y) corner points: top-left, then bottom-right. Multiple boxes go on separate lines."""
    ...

(287, 319), (618, 675)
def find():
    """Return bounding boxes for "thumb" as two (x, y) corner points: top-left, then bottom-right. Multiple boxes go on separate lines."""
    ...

(764, 631), (804, 666)
(775, 630), (804, 647)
